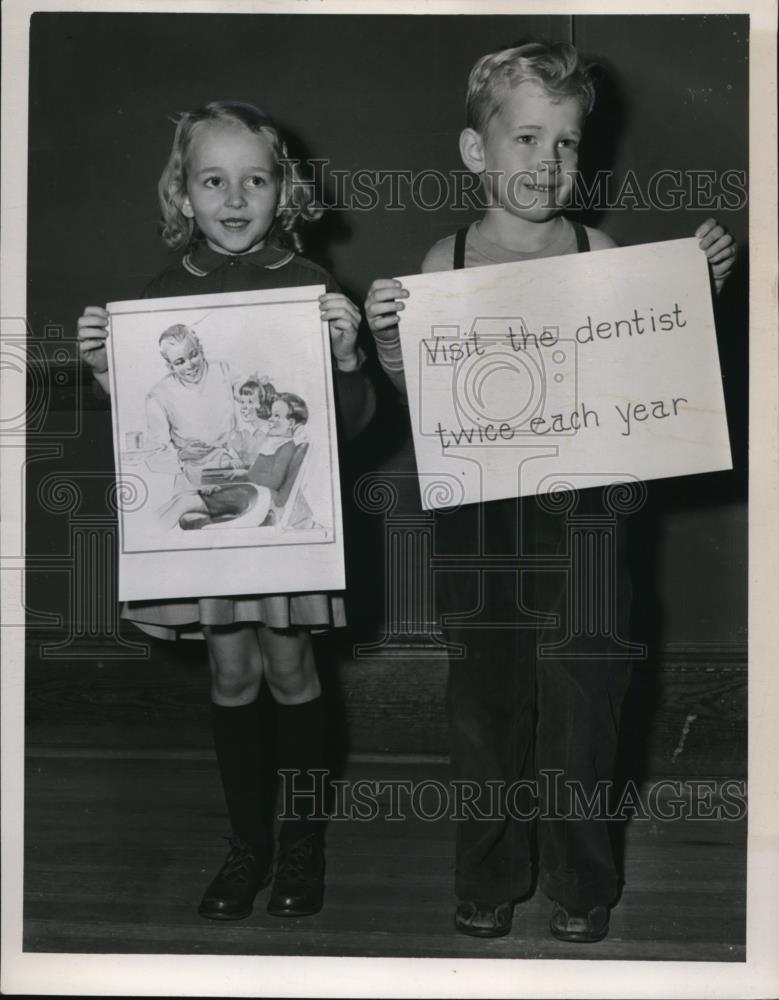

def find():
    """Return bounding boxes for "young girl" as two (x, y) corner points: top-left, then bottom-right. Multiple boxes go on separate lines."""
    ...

(232, 376), (276, 463)
(77, 101), (375, 921)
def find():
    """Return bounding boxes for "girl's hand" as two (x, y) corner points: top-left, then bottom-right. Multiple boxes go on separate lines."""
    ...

(319, 292), (361, 371)
(695, 218), (736, 294)
(365, 279), (409, 339)
(77, 306), (110, 373)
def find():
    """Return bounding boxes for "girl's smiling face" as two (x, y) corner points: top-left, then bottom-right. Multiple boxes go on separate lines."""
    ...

(182, 122), (280, 255)
(238, 387), (261, 420)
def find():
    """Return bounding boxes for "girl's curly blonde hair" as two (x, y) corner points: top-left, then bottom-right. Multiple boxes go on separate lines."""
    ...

(157, 100), (322, 253)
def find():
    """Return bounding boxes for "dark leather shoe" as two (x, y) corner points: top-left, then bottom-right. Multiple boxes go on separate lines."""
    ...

(454, 899), (514, 938)
(267, 834), (325, 917)
(549, 901), (610, 942)
(198, 837), (272, 920)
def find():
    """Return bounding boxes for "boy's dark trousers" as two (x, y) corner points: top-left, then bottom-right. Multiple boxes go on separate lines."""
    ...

(436, 488), (634, 911)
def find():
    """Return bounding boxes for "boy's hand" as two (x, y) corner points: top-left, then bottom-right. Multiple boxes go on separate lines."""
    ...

(365, 279), (409, 339)
(77, 306), (110, 373)
(695, 218), (736, 294)
(320, 292), (362, 372)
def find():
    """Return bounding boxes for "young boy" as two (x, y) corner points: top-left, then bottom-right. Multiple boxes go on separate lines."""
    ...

(365, 41), (735, 942)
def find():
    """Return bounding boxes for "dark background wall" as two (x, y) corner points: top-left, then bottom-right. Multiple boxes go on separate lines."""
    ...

(25, 12), (748, 775)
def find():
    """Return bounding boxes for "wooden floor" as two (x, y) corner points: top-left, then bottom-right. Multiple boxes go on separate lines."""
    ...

(23, 752), (746, 961)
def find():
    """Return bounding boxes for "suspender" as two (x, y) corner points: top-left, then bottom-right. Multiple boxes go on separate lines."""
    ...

(452, 219), (590, 269)
(453, 226), (468, 270)
(571, 220), (591, 253)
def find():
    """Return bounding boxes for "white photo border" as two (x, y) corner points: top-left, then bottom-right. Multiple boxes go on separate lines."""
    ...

(2, 1), (777, 997)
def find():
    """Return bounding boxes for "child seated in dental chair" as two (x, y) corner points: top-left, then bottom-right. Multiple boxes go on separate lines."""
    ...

(158, 393), (311, 530)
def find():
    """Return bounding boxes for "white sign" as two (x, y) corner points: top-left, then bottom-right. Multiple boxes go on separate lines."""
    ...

(397, 238), (732, 510)
(107, 285), (344, 601)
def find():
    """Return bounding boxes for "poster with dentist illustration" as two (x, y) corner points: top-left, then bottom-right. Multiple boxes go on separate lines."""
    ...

(107, 284), (344, 601)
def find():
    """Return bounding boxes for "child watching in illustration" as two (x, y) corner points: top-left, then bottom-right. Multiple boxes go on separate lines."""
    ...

(231, 375), (277, 465)
(365, 41), (735, 944)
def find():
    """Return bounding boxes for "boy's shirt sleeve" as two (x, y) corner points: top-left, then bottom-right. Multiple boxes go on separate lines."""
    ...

(374, 333), (407, 396)
(420, 236), (457, 274)
(373, 241), (455, 397)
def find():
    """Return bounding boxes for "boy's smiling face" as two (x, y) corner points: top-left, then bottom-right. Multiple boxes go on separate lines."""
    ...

(267, 399), (296, 437)
(463, 79), (584, 223)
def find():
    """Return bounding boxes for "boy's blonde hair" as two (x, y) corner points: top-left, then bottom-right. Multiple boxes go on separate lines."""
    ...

(466, 41), (595, 134)
(158, 100), (322, 253)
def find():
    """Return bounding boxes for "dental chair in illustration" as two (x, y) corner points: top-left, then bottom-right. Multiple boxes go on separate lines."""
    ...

(165, 441), (311, 532)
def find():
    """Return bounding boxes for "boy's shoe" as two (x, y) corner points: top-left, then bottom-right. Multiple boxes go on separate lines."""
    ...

(267, 833), (325, 917)
(549, 901), (610, 943)
(197, 836), (272, 920)
(454, 898), (514, 938)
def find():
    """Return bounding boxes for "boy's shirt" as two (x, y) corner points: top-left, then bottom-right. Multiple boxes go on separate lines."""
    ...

(377, 218), (587, 394)
(422, 218), (581, 273)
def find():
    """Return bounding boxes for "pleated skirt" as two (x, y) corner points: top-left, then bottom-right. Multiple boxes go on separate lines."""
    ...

(121, 592), (346, 640)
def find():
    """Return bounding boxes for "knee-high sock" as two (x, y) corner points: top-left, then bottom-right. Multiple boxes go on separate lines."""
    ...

(210, 701), (271, 858)
(275, 695), (328, 844)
